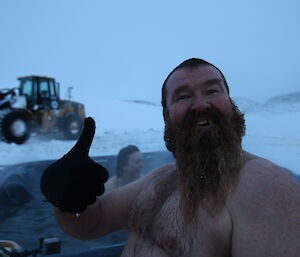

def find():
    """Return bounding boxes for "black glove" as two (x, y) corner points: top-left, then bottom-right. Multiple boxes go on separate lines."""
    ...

(40, 117), (109, 213)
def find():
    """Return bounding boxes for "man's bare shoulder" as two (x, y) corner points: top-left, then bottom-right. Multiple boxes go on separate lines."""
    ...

(230, 151), (300, 224)
(229, 152), (300, 255)
(236, 151), (300, 198)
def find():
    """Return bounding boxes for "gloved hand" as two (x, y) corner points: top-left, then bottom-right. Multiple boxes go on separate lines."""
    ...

(40, 117), (109, 214)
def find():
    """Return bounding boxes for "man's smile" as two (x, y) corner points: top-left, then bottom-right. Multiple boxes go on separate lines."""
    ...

(190, 117), (215, 130)
(195, 119), (212, 128)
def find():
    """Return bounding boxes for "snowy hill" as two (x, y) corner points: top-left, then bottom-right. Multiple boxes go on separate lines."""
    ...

(232, 97), (262, 114)
(264, 92), (300, 112)
(233, 91), (300, 114)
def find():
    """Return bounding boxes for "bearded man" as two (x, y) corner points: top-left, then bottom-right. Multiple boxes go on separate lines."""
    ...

(42, 58), (300, 257)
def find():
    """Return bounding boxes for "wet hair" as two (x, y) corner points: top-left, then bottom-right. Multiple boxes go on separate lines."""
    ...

(161, 58), (230, 111)
(116, 145), (140, 177)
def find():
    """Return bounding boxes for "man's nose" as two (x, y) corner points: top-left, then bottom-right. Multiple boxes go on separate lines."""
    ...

(190, 95), (211, 112)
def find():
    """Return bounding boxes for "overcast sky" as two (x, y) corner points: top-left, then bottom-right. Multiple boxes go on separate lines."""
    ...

(1, 0), (299, 104)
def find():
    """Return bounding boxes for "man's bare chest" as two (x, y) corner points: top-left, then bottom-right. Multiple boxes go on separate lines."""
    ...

(129, 188), (194, 256)
(128, 179), (232, 256)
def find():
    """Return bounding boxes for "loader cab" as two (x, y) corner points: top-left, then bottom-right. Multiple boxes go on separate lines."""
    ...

(18, 76), (60, 111)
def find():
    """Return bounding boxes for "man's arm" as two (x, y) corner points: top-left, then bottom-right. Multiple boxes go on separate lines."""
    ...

(54, 177), (145, 240)
(230, 157), (300, 256)
(40, 117), (144, 240)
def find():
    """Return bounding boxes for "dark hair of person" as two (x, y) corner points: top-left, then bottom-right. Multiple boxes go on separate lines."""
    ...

(161, 58), (230, 111)
(116, 145), (140, 177)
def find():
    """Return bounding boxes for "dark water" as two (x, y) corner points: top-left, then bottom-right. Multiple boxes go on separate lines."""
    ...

(0, 151), (174, 254)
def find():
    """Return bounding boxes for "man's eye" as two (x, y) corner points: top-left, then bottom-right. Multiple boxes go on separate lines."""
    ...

(206, 89), (219, 95)
(175, 94), (190, 102)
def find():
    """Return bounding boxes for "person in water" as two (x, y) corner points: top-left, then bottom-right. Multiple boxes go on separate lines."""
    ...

(105, 145), (144, 192)
(41, 58), (300, 256)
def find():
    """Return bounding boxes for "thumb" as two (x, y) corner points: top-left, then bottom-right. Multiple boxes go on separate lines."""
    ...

(72, 117), (95, 155)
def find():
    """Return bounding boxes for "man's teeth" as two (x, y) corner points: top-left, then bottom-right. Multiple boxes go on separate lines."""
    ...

(197, 120), (210, 127)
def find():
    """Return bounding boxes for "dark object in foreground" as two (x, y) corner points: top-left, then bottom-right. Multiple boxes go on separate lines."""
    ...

(40, 117), (109, 214)
(49, 243), (125, 257)
(0, 237), (61, 257)
(0, 239), (124, 257)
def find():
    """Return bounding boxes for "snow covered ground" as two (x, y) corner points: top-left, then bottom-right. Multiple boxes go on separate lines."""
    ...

(0, 95), (299, 175)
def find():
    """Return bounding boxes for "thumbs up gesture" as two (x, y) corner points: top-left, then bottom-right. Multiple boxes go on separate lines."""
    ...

(40, 117), (109, 214)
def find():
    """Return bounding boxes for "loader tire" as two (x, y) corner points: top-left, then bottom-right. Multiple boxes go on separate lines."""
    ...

(0, 109), (30, 144)
(62, 114), (83, 140)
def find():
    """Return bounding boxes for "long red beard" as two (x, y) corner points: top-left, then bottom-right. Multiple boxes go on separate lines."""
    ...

(164, 100), (245, 223)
